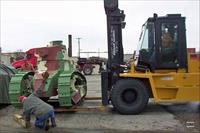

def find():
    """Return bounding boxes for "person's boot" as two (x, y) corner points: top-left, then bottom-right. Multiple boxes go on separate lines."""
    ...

(43, 119), (50, 131)
(51, 118), (56, 128)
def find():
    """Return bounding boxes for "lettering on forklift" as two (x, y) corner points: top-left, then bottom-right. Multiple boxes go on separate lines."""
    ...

(160, 77), (174, 81)
(110, 26), (118, 59)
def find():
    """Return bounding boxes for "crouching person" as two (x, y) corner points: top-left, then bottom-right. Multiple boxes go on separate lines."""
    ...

(18, 72), (56, 131)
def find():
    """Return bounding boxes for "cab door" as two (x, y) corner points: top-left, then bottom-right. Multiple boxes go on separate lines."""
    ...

(154, 15), (187, 70)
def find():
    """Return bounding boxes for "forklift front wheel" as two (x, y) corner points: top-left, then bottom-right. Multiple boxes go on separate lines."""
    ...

(111, 79), (149, 114)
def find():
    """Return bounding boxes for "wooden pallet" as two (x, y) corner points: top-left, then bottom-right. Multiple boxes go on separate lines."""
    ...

(55, 105), (108, 112)
(54, 97), (110, 113)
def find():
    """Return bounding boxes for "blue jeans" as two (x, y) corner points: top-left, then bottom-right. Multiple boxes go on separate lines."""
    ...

(34, 111), (55, 128)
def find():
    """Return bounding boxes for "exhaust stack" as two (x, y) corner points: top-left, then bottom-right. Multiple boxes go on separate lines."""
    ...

(68, 35), (72, 57)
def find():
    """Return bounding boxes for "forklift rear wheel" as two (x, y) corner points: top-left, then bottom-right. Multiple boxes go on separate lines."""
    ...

(111, 79), (149, 114)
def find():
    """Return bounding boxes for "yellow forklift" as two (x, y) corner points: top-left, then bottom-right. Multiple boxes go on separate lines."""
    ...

(102, 0), (200, 114)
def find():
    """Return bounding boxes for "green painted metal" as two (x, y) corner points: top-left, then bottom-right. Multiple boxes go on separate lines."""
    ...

(9, 71), (34, 107)
(58, 71), (87, 107)
(9, 43), (87, 108)
(58, 72), (72, 106)
(45, 70), (60, 97)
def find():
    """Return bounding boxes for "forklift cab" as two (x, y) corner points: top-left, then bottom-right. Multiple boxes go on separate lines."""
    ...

(135, 14), (188, 71)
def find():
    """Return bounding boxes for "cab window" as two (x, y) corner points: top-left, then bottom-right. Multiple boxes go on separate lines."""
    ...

(160, 23), (178, 67)
(26, 54), (32, 60)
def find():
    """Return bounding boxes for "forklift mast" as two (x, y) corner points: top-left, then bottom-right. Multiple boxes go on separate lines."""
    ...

(102, 0), (126, 105)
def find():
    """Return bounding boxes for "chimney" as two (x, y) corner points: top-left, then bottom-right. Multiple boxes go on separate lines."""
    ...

(68, 34), (72, 57)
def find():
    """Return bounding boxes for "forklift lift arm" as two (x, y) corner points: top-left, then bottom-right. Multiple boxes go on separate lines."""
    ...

(102, 0), (126, 105)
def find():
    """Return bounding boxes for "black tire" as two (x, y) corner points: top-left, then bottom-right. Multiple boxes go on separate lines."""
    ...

(83, 67), (93, 75)
(111, 79), (149, 114)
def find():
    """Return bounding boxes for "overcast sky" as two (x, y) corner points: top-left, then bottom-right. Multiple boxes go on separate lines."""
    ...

(0, 0), (199, 57)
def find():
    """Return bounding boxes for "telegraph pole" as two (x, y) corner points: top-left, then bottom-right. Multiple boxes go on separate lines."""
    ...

(76, 37), (81, 58)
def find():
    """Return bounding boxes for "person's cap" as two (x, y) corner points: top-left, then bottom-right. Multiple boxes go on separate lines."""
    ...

(18, 96), (27, 103)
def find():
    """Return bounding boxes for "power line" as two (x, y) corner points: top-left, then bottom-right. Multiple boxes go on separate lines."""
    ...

(80, 51), (107, 53)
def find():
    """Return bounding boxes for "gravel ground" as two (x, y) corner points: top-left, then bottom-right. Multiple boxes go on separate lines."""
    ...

(164, 102), (200, 133)
(0, 75), (199, 133)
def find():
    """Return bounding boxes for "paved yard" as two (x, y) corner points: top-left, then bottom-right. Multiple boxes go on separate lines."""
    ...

(0, 75), (199, 133)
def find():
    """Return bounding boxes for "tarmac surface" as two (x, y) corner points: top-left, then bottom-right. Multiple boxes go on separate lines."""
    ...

(0, 74), (199, 133)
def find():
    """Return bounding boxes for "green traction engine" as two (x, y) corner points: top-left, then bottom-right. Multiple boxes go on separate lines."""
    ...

(9, 42), (87, 107)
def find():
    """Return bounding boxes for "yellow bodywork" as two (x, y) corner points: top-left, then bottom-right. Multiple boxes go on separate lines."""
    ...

(120, 53), (200, 102)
